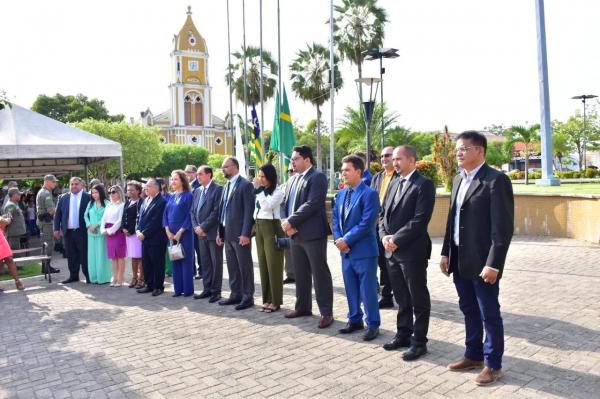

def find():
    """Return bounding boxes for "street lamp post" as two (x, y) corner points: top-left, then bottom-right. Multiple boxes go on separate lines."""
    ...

(571, 94), (598, 170)
(364, 48), (399, 151)
(355, 77), (381, 170)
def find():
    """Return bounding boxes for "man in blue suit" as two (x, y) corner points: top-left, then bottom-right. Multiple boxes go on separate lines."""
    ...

(53, 177), (90, 284)
(332, 155), (381, 341)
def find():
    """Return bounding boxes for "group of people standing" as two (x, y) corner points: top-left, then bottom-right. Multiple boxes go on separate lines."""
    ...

(0, 130), (514, 387)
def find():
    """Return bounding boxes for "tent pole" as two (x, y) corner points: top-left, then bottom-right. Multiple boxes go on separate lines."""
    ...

(84, 159), (89, 186)
(119, 156), (124, 188)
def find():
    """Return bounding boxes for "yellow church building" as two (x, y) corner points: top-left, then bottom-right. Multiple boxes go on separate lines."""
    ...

(140, 6), (232, 155)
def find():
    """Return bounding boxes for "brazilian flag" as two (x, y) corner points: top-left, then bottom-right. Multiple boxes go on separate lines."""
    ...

(270, 86), (295, 168)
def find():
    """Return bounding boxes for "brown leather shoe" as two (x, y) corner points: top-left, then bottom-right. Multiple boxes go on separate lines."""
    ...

(475, 367), (503, 386)
(284, 310), (313, 319)
(318, 315), (334, 329)
(447, 357), (484, 371)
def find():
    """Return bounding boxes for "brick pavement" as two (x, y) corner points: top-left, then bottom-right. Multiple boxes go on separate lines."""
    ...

(0, 236), (599, 398)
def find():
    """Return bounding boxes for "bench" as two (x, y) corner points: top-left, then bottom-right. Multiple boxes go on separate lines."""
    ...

(11, 243), (53, 283)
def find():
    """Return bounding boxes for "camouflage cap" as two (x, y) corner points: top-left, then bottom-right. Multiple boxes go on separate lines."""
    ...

(43, 174), (58, 182)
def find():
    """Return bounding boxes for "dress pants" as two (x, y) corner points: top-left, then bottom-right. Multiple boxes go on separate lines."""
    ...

(255, 219), (284, 307)
(39, 223), (54, 261)
(142, 242), (166, 290)
(386, 258), (430, 345)
(224, 240), (254, 303)
(193, 234), (201, 276)
(198, 237), (223, 295)
(377, 238), (393, 300)
(290, 237), (333, 316)
(342, 256), (380, 328)
(65, 229), (89, 282)
(453, 266), (504, 369)
(284, 248), (294, 279)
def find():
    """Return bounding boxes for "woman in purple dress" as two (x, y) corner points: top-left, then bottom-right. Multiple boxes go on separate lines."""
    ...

(163, 170), (194, 297)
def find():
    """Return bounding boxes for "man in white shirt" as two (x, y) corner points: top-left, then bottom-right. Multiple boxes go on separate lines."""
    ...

(440, 131), (514, 386)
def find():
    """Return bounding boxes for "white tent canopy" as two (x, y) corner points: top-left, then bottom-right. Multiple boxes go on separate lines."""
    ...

(0, 104), (122, 180)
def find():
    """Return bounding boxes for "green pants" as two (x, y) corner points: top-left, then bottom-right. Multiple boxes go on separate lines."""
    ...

(39, 223), (54, 259)
(255, 219), (285, 306)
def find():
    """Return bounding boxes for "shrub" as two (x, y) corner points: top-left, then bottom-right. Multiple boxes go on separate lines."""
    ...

(507, 170), (524, 180)
(584, 168), (599, 178)
(416, 160), (440, 186)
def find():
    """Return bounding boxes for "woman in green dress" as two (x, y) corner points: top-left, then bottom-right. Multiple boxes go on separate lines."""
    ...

(84, 184), (112, 284)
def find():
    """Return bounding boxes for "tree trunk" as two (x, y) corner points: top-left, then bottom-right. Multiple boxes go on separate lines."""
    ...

(576, 142), (583, 171)
(316, 104), (322, 170)
(357, 62), (363, 105)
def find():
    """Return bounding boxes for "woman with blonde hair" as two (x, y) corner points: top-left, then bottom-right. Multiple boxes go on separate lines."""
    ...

(101, 185), (126, 286)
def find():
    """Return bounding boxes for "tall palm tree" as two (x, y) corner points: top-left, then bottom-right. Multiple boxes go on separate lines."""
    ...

(225, 45), (278, 107)
(289, 43), (343, 169)
(505, 124), (540, 185)
(333, 0), (387, 104)
(336, 102), (399, 154)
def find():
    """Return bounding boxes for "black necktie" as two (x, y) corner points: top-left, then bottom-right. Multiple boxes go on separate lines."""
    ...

(343, 189), (352, 221)
(393, 178), (406, 206)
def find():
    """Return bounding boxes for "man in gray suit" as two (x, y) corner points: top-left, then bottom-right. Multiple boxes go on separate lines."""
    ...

(281, 145), (334, 328)
(216, 157), (256, 310)
(192, 166), (224, 303)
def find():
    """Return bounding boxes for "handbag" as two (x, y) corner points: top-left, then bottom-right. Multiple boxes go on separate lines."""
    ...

(275, 237), (291, 250)
(168, 240), (185, 261)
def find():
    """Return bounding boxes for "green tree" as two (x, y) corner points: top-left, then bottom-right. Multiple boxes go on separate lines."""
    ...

(290, 43), (343, 170)
(226, 45), (278, 107)
(33, 93), (124, 123)
(71, 120), (161, 183)
(432, 126), (457, 192)
(150, 144), (209, 178)
(549, 122), (575, 171)
(505, 124), (540, 184)
(333, 0), (388, 103)
(382, 128), (435, 160)
(552, 111), (600, 171)
(485, 141), (511, 168)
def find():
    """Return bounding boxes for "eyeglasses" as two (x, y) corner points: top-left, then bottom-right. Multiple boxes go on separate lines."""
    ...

(287, 170), (293, 173)
(381, 154), (392, 158)
(455, 146), (480, 153)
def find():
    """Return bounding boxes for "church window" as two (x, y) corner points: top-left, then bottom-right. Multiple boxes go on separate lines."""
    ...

(193, 102), (203, 126)
(215, 137), (223, 146)
(189, 60), (199, 71)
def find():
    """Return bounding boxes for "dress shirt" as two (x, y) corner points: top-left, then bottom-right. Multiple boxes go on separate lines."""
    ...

(68, 191), (82, 229)
(221, 174), (240, 226)
(379, 169), (395, 204)
(101, 202), (124, 235)
(254, 187), (284, 220)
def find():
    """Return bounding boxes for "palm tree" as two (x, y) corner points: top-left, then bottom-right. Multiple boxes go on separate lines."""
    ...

(336, 102), (399, 154)
(505, 124), (540, 184)
(225, 45), (278, 107)
(333, 0), (387, 104)
(289, 43), (343, 169)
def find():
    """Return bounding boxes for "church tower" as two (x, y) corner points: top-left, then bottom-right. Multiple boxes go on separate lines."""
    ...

(141, 6), (231, 155)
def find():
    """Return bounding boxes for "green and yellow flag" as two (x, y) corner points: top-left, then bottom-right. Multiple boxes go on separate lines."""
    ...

(270, 86), (295, 168)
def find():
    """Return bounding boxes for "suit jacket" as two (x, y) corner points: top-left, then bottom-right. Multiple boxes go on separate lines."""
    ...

(191, 181), (223, 240)
(379, 171), (436, 262)
(218, 175), (255, 240)
(370, 169), (396, 196)
(332, 182), (380, 260)
(121, 199), (142, 233)
(282, 167), (329, 241)
(441, 163), (514, 279)
(54, 191), (91, 236)
(136, 194), (168, 246)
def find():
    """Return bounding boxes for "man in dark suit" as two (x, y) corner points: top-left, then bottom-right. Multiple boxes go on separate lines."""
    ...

(440, 131), (514, 386)
(380, 145), (435, 361)
(53, 177), (91, 284)
(217, 157), (256, 310)
(370, 146), (396, 308)
(136, 178), (168, 297)
(281, 145), (334, 328)
(192, 166), (224, 303)
(332, 155), (381, 341)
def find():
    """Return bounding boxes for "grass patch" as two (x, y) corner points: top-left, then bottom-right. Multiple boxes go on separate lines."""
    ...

(0, 262), (41, 281)
(436, 183), (600, 195)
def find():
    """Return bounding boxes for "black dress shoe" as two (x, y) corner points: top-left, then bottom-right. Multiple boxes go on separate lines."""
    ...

(194, 275), (202, 280)
(219, 298), (241, 306)
(363, 327), (380, 341)
(152, 289), (164, 297)
(402, 344), (427, 361)
(208, 294), (222, 303)
(61, 278), (78, 284)
(339, 323), (364, 334)
(383, 336), (412, 351)
(194, 291), (212, 299)
(378, 298), (394, 309)
(137, 287), (153, 293)
(283, 277), (295, 284)
(235, 301), (254, 310)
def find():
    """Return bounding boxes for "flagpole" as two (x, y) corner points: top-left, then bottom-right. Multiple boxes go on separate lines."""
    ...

(242, 0), (250, 174)
(329, 0), (335, 192)
(259, 0), (265, 164)
(277, 0), (283, 182)
(226, 0), (234, 154)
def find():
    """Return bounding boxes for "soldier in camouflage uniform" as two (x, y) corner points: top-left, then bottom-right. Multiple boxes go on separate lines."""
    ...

(3, 187), (27, 252)
(36, 175), (60, 273)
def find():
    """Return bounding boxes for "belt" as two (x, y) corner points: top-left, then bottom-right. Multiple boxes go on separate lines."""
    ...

(67, 228), (81, 232)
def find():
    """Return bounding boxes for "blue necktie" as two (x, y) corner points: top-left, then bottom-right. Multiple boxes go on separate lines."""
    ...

(70, 193), (79, 229)
(287, 176), (300, 216)
(220, 182), (230, 225)
(198, 187), (207, 209)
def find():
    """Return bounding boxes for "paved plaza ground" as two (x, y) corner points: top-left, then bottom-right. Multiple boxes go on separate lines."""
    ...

(0, 236), (599, 398)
